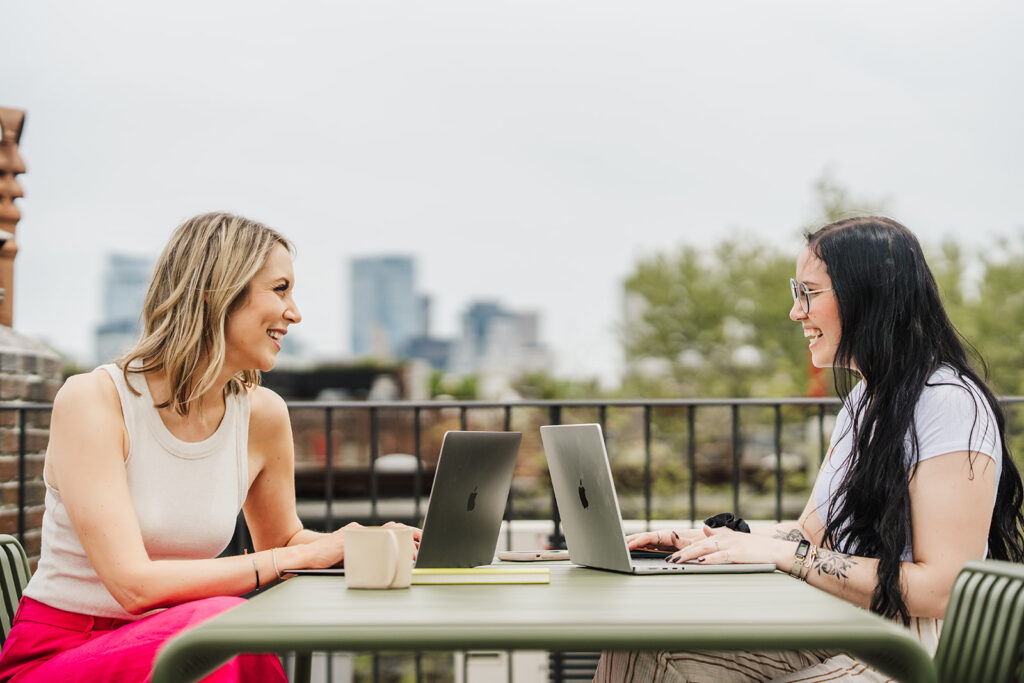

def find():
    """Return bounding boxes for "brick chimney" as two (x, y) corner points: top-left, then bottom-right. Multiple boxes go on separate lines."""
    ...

(0, 108), (60, 564)
(0, 108), (26, 328)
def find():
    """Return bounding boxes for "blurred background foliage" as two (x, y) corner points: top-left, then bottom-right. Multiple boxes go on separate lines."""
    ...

(619, 171), (1024, 401)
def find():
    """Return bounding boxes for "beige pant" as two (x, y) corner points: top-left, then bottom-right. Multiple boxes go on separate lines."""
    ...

(592, 617), (940, 683)
(594, 649), (890, 682)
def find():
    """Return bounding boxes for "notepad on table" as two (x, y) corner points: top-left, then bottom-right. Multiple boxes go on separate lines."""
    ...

(411, 567), (550, 585)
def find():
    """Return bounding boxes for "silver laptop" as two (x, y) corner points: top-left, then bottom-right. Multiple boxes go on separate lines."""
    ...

(286, 431), (520, 575)
(414, 431), (521, 568)
(540, 424), (776, 575)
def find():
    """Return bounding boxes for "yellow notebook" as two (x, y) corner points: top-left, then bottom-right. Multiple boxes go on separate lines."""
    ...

(411, 567), (550, 585)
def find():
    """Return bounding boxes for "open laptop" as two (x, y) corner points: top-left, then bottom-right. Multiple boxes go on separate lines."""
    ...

(287, 430), (521, 574)
(540, 423), (776, 575)
(414, 430), (521, 568)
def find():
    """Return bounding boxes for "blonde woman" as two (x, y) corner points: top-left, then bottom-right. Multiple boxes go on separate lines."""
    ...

(0, 213), (416, 682)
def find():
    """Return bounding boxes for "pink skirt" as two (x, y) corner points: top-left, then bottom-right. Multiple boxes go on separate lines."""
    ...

(0, 596), (287, 682)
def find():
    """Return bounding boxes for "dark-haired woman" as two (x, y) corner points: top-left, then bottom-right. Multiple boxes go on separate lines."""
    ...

(595, 216), (1024, 682)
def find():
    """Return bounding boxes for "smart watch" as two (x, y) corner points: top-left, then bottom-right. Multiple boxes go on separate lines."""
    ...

(790, 539), (810, 580)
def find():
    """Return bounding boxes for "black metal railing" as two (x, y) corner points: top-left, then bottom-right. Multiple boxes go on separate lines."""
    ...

(281, 397), (847, 544)
(7, 395), (1024, 552)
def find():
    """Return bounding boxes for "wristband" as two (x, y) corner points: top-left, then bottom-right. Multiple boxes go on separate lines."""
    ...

(790, 540), (810, 580)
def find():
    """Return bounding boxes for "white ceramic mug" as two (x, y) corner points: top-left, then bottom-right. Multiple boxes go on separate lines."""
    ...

(344, 526), (414, 589)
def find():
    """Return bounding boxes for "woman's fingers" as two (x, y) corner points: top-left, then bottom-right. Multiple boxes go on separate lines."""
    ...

(626, 531), (665, 549)
(669, 535), (733, 564)
(627, 529), (689, 550)
(382, 520), (423, 541)
(668, 549), (733, 565)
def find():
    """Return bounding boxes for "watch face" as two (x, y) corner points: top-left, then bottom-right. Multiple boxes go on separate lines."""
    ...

(795, 540), (810, 559)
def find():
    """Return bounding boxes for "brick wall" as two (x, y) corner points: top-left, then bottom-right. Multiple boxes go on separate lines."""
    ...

(0, 326), (62, 568)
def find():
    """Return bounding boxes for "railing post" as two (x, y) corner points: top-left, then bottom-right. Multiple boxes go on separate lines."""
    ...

(643, 405), (652, 530)
(774, 404), (783, 523)
(414, 407), (422, 521)
(549, 405), (563, 549)
(369, 407), (379, 525)
(324, 407), (334, 530)
(504, 405), (513, 549)
(731, 404), (741, 516)
(687, 406), (697, 527)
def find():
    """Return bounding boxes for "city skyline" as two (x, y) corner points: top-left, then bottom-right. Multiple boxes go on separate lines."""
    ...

(4, 2), (1023, 386)
(88, 247), (552, 380)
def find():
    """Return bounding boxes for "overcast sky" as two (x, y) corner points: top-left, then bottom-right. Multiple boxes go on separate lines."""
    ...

(3, 1), (1023, 385)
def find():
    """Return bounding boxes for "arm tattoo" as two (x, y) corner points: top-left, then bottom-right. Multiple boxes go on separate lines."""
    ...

(773, 528), (806, 542)
(813, 548), (857, 580)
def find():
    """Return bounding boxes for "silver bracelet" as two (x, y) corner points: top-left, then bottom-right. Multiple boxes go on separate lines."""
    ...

(801, 545), (818, 581)
(271, 548), (283, 579)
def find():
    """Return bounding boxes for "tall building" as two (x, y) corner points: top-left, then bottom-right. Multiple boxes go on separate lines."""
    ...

(350, 256), (417, 360)
(405, 294), (452, 370)
(450, 300), (551, 375)
(95, 253), (153, 364)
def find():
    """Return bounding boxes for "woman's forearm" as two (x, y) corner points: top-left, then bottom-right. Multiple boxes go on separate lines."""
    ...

(749, 522), (808, 541)
(109, 545), (313, 614)
(798, 547), (951, 619)
(284, 527), (327, 546)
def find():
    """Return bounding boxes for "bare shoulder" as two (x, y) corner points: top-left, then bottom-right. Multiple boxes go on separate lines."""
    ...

(53, 369), (122, 420)
(46, 369), (128, 488)
(248, 384), (288, 419)
(247, 385), (291, 439)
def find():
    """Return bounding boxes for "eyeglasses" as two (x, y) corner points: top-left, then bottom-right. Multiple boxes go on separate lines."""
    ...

(790, 278), (832, 314)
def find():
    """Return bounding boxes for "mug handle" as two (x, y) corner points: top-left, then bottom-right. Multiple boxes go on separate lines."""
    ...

(385, 530), (400, 587)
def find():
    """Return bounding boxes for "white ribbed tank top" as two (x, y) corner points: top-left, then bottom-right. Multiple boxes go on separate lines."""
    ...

(24, 364), (250, 619)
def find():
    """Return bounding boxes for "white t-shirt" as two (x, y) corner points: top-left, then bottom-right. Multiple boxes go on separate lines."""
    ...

(813, 365), (1002, 561)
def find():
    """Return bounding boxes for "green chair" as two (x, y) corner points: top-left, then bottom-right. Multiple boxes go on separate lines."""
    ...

(0, 534), (31, 648)
(934, 559), (1024, 682)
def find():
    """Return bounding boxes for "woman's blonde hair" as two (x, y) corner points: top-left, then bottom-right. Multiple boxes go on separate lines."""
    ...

(118, 212), (292, 415)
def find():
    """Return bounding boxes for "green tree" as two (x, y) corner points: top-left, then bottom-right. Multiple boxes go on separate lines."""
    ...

(955, 233), (1024, 396)
(428, 372), (478, 399)
(621, 171), (888, 398)
(513, 372), (602, 400)
(621, 235), (808, 398)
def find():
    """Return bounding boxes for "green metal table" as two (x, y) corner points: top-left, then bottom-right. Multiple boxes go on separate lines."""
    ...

(151, 566), (937, 682)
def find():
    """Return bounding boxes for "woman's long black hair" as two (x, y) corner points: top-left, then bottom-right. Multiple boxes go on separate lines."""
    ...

(809, 216), (1024, 624)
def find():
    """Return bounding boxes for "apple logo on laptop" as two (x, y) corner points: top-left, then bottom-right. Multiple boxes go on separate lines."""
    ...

(466, 487), (477, 512)
(578, 479), (589, 509)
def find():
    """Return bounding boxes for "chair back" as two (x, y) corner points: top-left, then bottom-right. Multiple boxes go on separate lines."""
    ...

(933, 559), (1024, 682)
(0, 534), (30, 646)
